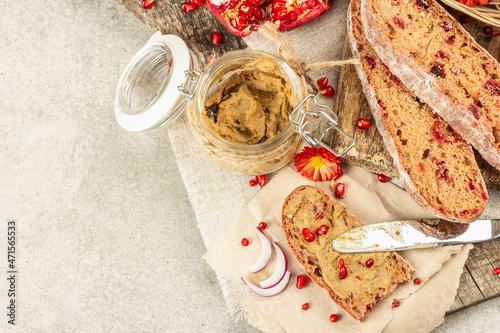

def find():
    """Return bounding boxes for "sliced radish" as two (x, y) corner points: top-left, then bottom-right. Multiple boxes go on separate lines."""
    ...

(259, 242), (288, 288)
(242, 271), (292, 297)
(249, 227), (272, 273)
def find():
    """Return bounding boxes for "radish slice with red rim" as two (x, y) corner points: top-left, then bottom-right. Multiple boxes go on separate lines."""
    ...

(259, 242), (288, 288)
(249, 227), (272, 273)
(242, 271), (291, 297)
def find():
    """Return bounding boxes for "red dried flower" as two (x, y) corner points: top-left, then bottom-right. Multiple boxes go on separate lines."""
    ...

(294, 147), (344, 182)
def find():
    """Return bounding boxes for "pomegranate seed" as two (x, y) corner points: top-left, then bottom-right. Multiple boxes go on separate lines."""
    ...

(484, 26), (493, 35)
(493, 31), (500, 37)
(241, 238), (249, 246)
(215, 4), (226, 12)
(339, 266), (347, 279)
(247, 15), (257, 24)
(378, 174), (391, 183)
(273, 0), (287, 10)
(332, 168), (343, 181)
(273, 8), (288, 21)
(302, 303), (309, 310)
(317, 77), (329, 89)
(316, 224), (329, 236)
(414, 278), (421, 285)
(296, 274), (309, 289)
(256, 174), (267, 186)
(239, 2), (253, 14)
(238, 19), (249, 31)
(316, 212), (324, 220)
(462, 15), (471, 24)
(356, 117), (371, 130)
(247, 0), (260, 4)
(286, 11), (298, 23)
(330, 314), (338, 323)
(181, 2), (197, 12)
(142, 0), (155, 9)
(302, 228), (316, 242)
(338, 258), (345, 267)
(231, 16), (248, 31)
(365, 258), (374, 268)
(258, 222), (267, 230)
(493, 267), (500, 275)
(191, 0), (203, 6)
(210, 31), (223, 46)
(320, 86), (335, 98)
(249, 179), (257, 187)
(334, 183), (346, 199)
(307, 0), (319, 8)
(392, 301), (400, 307)
(295, 8), (303, 15)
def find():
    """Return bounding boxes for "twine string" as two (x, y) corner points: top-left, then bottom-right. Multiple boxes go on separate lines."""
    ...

(257, 22), (360, 93)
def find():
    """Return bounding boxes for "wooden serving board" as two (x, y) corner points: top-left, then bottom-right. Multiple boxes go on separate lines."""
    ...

(330, 5), (500, 313)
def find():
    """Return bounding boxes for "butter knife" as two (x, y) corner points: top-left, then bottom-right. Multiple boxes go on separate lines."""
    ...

(332, 219), (500, 253)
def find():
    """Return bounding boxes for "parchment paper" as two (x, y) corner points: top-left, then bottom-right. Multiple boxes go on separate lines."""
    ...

(204, 164), (472, 332)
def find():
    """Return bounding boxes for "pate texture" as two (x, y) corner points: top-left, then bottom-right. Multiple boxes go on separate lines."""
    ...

(282, 186), (413, 313)
(203, 60), (293, 145)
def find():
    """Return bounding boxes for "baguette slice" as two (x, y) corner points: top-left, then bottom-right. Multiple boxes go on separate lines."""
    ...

(348, 0), (488, 222)
(360, 0), (500, 171)
(282, 185), (414, 322)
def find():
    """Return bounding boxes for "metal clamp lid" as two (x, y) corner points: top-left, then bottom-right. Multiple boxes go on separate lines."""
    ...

(289, 94), (355, 157)
(177, 69), (202, 99)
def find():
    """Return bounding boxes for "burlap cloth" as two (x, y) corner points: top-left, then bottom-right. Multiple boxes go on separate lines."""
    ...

(167, 0), (500, 331)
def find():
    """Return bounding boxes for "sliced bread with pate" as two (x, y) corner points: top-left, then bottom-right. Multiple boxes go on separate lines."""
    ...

(282, 185), (414, 322)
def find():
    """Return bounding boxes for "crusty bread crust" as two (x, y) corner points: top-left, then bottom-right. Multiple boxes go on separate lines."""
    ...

(360, 0), (500, 171)
(348, 0), (487, 223)
(282, 185), (414, 322)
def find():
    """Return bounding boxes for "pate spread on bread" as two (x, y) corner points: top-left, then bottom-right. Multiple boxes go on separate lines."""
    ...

(282, 185), (414, 321)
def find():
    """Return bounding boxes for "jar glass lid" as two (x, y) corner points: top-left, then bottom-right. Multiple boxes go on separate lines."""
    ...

(115, 32), (191, 132)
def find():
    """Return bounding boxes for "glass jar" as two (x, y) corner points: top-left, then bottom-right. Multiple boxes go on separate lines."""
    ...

(115, 32), (354, 175)
(187, 49), (305, 175)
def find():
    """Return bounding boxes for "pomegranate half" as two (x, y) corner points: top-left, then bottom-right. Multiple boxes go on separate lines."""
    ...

(206, 0), (332, 37)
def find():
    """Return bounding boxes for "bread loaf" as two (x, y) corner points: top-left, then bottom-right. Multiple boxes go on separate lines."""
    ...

(282, 185), (414, 321)
(360, 0), (500, 171)
(348, 0), (488, 222)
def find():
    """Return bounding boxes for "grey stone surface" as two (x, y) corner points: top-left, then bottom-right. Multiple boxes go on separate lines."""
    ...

(0, 0), (497, 332)
(0, 0), (257, 331)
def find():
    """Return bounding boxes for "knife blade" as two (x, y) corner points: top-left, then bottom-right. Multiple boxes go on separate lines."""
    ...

(332, 219), (500, 253)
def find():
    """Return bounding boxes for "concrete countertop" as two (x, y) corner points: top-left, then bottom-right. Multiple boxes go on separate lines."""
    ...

(0, 0), (497, 331)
